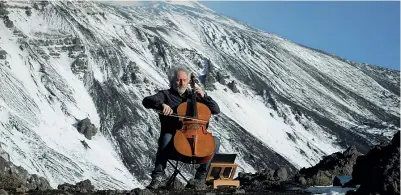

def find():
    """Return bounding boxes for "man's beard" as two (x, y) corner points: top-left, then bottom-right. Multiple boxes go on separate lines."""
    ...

(173, 84), (187, 95)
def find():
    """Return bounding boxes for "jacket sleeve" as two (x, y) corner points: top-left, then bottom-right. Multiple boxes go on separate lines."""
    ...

(142, 91), (165, 110)
(198, 95), (220, 115)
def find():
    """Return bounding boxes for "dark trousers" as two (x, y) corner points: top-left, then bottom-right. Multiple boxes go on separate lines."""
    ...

(151, 133), (221, 179)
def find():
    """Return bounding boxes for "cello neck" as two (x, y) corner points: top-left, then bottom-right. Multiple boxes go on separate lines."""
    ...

(190, 73), (198, 118)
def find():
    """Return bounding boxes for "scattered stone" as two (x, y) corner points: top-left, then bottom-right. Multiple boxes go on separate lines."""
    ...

(237, 167), (289, 189)
(58, 179), (94, 193)
(0, 50), (7, 60)
(33, 3), (39, 10)
(274, 167), (288, 181)
(15, 185), (28, 193)
(186, 179), (208, 191)
(4, 17), (14, 28)
(72, 37), (81, 44)
(0, 2), (8, 17)
(0, 189), (8, 195)
(81, 140), (90, 149)
(27, 174), (52, 190)
(71, 54), (88, 75)
(122, 61), (140, 84)
(234, 188), (246, 194)
(227, 80), (239, 93)
(297, 177), (307, 185)
(25, 8), (31, 16)
(216, 72), (229, 85)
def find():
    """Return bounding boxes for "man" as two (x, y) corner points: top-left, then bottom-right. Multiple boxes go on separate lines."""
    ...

(142, 67), (221, 189)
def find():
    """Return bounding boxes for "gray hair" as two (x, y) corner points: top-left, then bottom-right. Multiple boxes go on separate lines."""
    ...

(168, 66), (191, 88)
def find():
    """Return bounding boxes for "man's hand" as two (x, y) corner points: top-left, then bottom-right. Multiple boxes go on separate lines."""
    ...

(161, 104), (173, 116)
(194, 87), (205, 98)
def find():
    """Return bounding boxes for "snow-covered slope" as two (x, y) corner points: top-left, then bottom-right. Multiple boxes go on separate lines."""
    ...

(0, 0), (399, 190)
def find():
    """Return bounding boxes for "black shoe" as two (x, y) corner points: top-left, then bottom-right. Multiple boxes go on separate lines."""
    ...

(146, 176), (164, 189)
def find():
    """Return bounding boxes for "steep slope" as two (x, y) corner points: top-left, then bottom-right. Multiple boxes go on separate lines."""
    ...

(0, 0), (398, 189)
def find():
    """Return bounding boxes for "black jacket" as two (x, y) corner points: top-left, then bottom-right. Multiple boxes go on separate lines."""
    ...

(142, 88), (220, 134)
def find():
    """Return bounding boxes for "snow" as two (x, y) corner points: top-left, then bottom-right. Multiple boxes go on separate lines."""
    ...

(164, 0), (199, 8)
(0, 65), (139, 189)
(0, 0), (398, 191)
(277, 40), (400, 117)
(306, 186), (357, 195)
(167, 13), (202, 45)
(0, 8), (140, 189)
(49, 53), (101, 127)
(122, 46), (169, 87)
(208, 83), (341, 168)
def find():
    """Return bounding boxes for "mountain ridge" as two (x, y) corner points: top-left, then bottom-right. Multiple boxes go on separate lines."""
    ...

(0, 0), (398, 189)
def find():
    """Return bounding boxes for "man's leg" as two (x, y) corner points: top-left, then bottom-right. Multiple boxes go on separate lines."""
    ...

(148, 133), (173, 189)
(194, 136), (220, 180)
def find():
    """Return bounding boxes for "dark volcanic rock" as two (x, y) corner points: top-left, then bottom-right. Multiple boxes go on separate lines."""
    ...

(186, 179), (207, 191)
(294, 145), (362, 186)
(227, 80), (239, 93)
(0, 189), (8, 195)
(122, 61), (140, 84)
(71, 54), (88, 74)
(77, 117), (97, 140)
(237, 167), (289, 189)
(25, 8), (32, 16)
(0, 4), (8, 17)
(0, 50), (6, 59)
(0, 145), (9, 162)
(0, 154), (51, 191)
(3, 16), (13, 28)
(58, 179), (95, 193)
(332, 176), (351, 187)
(345, 131), (400, 195)
(0, 155), (310, 195)
(216, 71), (229, 85)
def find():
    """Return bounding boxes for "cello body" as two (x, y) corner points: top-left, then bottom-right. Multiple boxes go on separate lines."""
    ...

(173, 73), (216, 164)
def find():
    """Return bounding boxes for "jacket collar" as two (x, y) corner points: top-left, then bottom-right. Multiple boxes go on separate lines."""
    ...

(169, 88), (189, 98)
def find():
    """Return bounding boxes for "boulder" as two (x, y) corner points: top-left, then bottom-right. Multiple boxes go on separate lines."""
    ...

(58, 179), (95, 193)
(294, 145), (362, 186)
(77, 117), (97, 140)
(345, 131), (400, 195)
(237, 167), (289, 189)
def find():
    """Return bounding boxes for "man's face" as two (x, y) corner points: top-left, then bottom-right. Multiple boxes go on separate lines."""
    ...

(174, 71), (188, 95)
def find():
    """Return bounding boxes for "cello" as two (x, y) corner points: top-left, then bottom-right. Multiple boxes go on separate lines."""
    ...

(173, 73), (216, 164)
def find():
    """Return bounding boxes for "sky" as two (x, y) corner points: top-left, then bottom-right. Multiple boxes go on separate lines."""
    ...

(201, 1), (400, 71)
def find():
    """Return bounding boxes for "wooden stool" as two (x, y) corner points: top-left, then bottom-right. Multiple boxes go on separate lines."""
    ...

(206, 162), (240, 189)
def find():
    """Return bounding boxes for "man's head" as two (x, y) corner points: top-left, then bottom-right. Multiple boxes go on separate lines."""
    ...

(168, 67), (190, 95)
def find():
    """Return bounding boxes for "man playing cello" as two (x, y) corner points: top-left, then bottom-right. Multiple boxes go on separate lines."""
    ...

(142, 66), (221, 189)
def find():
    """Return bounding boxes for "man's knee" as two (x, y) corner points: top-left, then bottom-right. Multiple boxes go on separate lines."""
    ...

(213, 136), (220, 151)
(213, 136), (220, 144)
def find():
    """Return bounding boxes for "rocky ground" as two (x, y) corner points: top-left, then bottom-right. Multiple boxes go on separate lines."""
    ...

(0, 186), (312, 195)
(0, 131), (399, 195)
